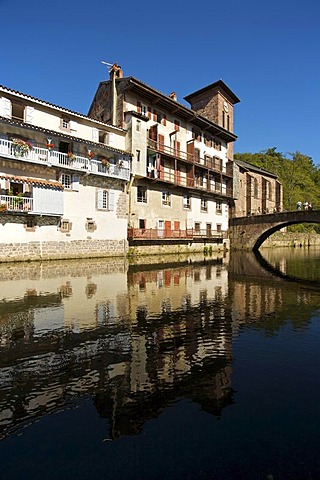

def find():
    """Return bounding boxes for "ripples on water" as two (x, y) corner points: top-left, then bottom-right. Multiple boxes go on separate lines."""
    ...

(0, 251), (320, 479)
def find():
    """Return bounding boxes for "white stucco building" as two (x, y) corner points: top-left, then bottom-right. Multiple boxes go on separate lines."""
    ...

(0, 84), (131, 261)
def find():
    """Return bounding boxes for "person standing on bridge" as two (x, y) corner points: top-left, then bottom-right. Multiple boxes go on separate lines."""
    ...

(303, 201), (309, 210)
(308, 202), (313, 210)
(297, 201), (302, 210)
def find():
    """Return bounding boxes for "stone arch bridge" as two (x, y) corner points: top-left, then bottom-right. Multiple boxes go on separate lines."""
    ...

(229, 210), (320, 251)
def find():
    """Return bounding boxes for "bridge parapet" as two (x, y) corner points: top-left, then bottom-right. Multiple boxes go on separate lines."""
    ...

(229, 210), (320, 250)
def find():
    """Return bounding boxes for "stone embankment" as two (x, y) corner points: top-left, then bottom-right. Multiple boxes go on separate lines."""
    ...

(262, 232), (320, 248)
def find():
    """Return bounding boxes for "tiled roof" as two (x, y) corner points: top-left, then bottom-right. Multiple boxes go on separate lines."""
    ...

(0, 84), (125, 132)
(234, 159), (278, 178)
(0, 116), (132, 156)
(0, 174), (64, 190)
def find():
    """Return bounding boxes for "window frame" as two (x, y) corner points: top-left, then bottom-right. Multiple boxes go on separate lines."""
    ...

(162, 191), (171, 207)
(137, 186), (147, 203)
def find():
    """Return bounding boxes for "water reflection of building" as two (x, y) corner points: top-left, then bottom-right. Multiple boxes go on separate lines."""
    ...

(0, 256), (234, 440)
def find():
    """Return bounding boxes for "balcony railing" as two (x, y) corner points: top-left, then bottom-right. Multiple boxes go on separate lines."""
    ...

(147, 138), (231, 175)
(0, 195), (33, 212)
(147, 169), (232, 197)
(0, 139), (130, 181)
(128, 228), (228, 240)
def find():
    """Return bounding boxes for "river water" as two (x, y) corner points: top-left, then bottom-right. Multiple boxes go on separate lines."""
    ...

(0, 248), (320, 480)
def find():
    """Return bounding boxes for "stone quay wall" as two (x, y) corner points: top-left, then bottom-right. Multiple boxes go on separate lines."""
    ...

(0, 239), (128, 263)
(262, 232), (320, 248)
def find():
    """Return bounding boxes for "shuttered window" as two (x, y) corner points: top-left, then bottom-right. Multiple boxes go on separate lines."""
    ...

(97, 189), (115, 211)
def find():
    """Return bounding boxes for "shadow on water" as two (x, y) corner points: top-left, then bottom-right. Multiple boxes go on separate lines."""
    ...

(253, 248), (320, 289)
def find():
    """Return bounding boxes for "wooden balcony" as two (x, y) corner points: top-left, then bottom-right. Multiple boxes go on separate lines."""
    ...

(147, 169), (233, 198)
(128, 228), (228, 241)
(147, 138), (231, 176)
(0, 139), (130, 181)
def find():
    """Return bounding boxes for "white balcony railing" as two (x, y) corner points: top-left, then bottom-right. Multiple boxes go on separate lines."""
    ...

(0, 195), (33, 212)
(0, 139), (130, 181)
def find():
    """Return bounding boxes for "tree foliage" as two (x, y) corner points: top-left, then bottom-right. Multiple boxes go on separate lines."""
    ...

(234, 148), (320, 233)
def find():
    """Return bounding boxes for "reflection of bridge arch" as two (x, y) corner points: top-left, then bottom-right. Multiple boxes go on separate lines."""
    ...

(229, 210), (320, 251)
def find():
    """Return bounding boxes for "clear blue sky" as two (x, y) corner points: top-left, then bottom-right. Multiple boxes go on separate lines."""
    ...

(1, 0), (320, 164)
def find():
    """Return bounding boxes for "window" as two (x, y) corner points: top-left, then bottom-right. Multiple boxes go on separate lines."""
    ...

(183, 195), (191, 209)
(217, 224), (222, 232)
(205, 135), (213, 147)
(141, 104), (147, 116)
(201, 198), (208, 212)
(12, 102), (25, 121)
(162, 191), (171, 206)
(60, 219), (72, 233)
(97, 189), (115, 211)
(139, 219), (146, 229)
(216, 202), (222, 214)
(192, 129), (202, 141)
(61, 117), (70, 130)
(60, 174), (79, 191)
(136, 149), (141, 162)
(61, 174), (72, 190)
(153, 110), (161, 122)
(85, 219), (97, 232)
(99, 131), (106, 143)
(137, 186), (147, 203)
(194, 222), (201, 233)
(174, 119), (180, 131)
(59, 141), (72, 154)
(161, 113), (167, 126)
(214, 139), (222, 151)
(24, 217), (36, 231)
(136, 119), (141, 132)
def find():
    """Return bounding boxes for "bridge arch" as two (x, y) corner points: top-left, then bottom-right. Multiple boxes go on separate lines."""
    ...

(229, 210), (320, 251)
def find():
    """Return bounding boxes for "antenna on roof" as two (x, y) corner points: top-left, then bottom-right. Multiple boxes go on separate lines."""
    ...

(101, 61), (114, 69)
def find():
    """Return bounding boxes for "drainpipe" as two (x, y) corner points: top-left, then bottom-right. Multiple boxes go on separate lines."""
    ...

(127, 173), (135, 226)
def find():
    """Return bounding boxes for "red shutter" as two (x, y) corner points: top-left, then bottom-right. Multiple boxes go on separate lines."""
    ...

(147, 106), (152, 119)
(158, 134), (165, 152)
(137, 101), (141, 113)
(149, 124), (158, 141)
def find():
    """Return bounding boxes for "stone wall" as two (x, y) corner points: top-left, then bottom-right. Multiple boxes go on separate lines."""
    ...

(262, 232), (320, 248)
(0, 239), (128, 263)
(128, 240), (229, 257)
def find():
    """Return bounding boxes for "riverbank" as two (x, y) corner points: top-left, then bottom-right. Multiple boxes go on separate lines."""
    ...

(263, 232), (320, 248)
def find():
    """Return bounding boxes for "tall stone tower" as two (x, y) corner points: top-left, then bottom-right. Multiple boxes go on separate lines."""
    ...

(184, 80), (240, 159)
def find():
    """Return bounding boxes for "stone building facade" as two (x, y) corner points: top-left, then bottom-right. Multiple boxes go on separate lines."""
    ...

(231, 159), (282, 217)
(89, 66), (240, 251)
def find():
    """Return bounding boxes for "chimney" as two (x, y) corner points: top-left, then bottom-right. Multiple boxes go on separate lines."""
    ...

(109, 63), (123, 125)
(169, 92), (177, 101)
